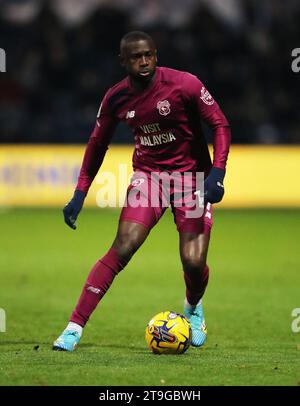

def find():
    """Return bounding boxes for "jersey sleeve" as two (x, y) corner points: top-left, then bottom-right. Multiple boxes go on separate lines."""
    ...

(182, 73), (231, 170)
(76, 90), (119, 193)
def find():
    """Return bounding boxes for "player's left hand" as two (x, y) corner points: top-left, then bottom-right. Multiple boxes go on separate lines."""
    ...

(204, 167), (225, 204)
(63, 190), (86, 230)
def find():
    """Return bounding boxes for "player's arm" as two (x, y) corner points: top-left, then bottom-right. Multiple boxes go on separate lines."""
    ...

(201, 100), (231, 204)
(63, 93), (119, 229)
(183, 73), (231, 204)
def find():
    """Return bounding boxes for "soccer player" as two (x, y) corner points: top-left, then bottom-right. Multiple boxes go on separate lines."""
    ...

(53, 31), (231, 351)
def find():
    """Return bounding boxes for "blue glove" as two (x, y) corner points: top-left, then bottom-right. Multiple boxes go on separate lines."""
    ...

(204, 167), (225, 204)
(63, 190), (86, 230)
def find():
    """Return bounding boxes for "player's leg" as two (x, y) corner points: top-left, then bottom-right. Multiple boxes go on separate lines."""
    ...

(53, 171), (165, 351)
(53, 220), (150, 351)
(172, 195), (213, 348)
(180, 232), (210, 306)
(70, 220), (151, 326)
(180, 231), (210, 348)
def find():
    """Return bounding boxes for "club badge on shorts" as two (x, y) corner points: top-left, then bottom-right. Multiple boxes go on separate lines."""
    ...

(131, 178), (145, 187)
(157, 100), (171, 116)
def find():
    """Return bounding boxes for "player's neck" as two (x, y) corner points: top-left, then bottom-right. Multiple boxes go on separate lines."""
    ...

(130, 70), (157, 92)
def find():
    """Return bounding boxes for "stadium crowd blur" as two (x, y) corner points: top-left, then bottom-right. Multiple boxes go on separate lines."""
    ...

(0, 0), (299, 144)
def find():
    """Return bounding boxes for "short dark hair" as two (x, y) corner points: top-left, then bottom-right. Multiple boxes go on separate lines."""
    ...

(120, 31), (155, 53)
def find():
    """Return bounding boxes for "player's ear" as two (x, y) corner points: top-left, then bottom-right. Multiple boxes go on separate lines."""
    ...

(119, 53), (126, 68)
(119, 53), (126, 67)
(154, 49), (158, 63)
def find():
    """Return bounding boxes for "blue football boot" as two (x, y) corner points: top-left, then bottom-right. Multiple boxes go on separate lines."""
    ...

(184, 301), (207, 347)
(52, 329), (81, 352)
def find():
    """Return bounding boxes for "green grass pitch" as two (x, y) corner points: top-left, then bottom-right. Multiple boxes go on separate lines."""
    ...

(0, 208), (299, 386)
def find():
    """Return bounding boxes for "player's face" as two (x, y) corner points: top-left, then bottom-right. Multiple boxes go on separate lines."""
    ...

(121, 40), (157, 84)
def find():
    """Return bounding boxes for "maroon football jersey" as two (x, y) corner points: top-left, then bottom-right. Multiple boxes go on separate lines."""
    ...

(77, 67), (230, 193)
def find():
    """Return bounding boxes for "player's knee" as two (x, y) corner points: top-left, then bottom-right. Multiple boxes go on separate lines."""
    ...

(113, 231), (144, 260)
(182, 252), (206, 274)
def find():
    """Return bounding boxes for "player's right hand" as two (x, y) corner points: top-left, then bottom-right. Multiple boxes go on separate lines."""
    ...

(63, 190), (86, 230)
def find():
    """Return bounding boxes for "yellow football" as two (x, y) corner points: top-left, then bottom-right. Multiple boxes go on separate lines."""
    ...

(145, 311), (191, 354)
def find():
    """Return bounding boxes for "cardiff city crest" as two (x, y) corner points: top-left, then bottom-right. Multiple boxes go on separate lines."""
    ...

(157, 100), (171, 116)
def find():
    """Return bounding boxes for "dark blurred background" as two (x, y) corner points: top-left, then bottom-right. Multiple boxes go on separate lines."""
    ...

(0, 0), (299, 144)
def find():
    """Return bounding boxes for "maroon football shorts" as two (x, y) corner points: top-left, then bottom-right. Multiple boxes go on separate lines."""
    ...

(119, 171), (213, 235)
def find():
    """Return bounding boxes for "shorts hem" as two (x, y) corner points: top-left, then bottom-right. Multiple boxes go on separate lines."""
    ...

(119, 216), (153, 230)
(177, 222), (212, 235)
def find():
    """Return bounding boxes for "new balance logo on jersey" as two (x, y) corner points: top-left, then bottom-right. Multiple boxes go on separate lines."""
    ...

(126, 110), (135, 119)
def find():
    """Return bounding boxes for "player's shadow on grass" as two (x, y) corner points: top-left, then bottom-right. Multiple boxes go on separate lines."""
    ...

(80, 343), (147, 352)
(0, 341), (146, 353)
(0, 340), (53, 347)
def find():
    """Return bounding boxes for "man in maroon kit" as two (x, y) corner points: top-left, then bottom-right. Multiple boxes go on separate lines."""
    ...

(53, 31), (231, 351)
